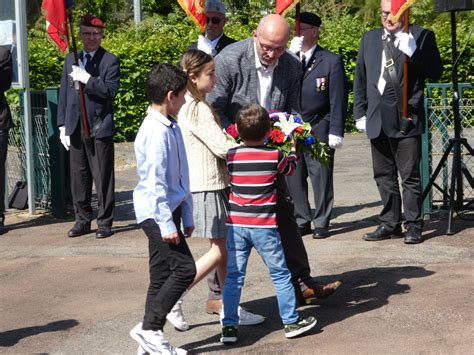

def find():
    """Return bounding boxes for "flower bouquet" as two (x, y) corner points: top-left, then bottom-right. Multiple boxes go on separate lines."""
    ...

(225, 111), (329, 165)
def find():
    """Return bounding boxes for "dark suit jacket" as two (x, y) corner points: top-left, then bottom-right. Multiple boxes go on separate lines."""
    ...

(0, 46), (13, 130)
(300, 46), (348, 143)
(57, 46), (120, 138)
(207, 38), (302, 128)
(188, 33), (236, 55)
(353, 25), (442, 139)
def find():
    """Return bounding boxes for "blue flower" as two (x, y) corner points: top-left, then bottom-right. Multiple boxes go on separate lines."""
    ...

(293, 116), (302, 123)
(304, 136), (316, 146)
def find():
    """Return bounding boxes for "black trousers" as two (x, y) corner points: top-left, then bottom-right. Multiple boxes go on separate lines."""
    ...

(69, 127), (115, 227)
(140, 211), (196, 331)
(206, 176), (313, 298)
(370, 131), (423, 229)
(287, 149), (335, 229)
(0, 129), (8, 222)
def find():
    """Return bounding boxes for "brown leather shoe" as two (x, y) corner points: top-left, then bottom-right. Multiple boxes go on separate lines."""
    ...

(206, 299), (222, 315)
(299, 279), (342, 305)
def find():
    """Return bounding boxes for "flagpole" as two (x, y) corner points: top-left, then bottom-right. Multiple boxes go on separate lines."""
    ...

(66, 8), (90, 138)
(402, 9), (409, 120)
(295, 2), (300, 36)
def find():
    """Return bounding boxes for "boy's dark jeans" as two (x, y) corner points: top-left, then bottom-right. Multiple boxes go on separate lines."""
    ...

(140, 209), (196, 331)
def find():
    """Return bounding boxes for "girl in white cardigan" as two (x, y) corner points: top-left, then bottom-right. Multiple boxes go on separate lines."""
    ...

(164, 50), (263, 331)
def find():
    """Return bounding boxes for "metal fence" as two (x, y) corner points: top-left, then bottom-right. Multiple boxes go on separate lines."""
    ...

(423, 83), (473, 214)
(7, 91), (51, 211)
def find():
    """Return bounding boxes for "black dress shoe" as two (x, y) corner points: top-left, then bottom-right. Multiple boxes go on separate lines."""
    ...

(299, 224), (312, 236)
(312, 227), (330, 239)
(96, 227), (112, 239)
(404, 227), (423, 244)
(363, 225), (403, 241)
(68, 223), (91, 237)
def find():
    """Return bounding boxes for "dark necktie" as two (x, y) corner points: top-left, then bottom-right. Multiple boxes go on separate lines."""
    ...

(383, 34), (397, 82)
(301, 54), (306, 72)
(85, 53), (93, 72)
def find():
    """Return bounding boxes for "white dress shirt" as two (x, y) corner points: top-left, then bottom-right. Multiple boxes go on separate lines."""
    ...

(133, 107), (193, 236)
(253, 42), (278, 110)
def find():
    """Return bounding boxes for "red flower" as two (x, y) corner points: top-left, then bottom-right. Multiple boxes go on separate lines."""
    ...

(226, 124), (239, 139)
(295, 126), (303, 134)
(270, 129), (285, 143)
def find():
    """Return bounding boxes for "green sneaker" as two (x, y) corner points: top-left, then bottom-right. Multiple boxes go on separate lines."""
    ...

(220, 325), (238, 344)
(284, 316), (317, 338)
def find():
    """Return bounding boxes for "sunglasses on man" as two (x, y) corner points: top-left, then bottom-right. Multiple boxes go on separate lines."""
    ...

(206, 16), (223, 24)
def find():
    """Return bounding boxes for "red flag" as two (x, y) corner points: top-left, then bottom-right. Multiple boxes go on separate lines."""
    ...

(42, 0), (72, 52)
(276, 0), (299, 15)
(390, 0), (415, 23)
(178, 0), (206, 32)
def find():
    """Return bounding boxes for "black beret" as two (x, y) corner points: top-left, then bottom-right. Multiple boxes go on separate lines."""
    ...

(299, 12), (322, 27)
(80, 14), (105, 28)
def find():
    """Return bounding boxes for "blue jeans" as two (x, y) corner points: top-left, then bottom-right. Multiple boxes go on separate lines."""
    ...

(222, 226), (298, 326)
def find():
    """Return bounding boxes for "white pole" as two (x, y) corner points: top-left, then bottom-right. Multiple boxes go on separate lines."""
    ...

(134, 0), (142, 24)
(16, 0), (35, 215)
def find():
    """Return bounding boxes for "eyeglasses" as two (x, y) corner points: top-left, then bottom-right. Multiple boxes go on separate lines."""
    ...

(300, 26), (315, 32)
(256, 37), (286, 55)
(81, 31), (102, 37)
(206, 17), (223, 24)
(380, 11), (391, 19)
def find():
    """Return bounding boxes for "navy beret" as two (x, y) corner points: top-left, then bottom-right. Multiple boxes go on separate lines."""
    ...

(300, 12), (322, 27)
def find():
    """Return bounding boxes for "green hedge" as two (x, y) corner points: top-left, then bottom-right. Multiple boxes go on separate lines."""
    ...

(23, 11), (472, 141)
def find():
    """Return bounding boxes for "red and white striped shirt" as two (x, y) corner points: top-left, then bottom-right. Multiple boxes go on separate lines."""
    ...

(226, 145), (296, 228)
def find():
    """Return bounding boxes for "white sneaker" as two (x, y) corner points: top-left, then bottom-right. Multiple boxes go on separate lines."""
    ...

(220, 306), (265, 326)
(166, 300), (189, 331)
(129, 322), (188, 355)
(137, 345), (148, 355)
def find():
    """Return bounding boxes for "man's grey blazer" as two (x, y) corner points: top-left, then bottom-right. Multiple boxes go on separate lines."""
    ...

(207, 37), (302, 128)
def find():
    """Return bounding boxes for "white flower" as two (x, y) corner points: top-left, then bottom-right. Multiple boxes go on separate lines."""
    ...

(272, 112), (302, 137)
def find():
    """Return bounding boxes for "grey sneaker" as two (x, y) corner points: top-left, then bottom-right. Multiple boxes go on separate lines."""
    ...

(284, 316), (317, 338)
(129, 322), (187, 354)
(220, 325), (238, 344)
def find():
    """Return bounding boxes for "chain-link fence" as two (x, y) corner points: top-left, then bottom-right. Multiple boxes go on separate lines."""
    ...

(423, 83), (473, 214)
(7, 91), (51, 211)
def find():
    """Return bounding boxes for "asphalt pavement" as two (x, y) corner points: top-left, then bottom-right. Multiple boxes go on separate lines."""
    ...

(0, 132), (472, 354)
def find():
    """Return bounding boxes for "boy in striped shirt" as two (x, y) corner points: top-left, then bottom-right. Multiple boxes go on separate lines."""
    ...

(221, 104), (317, 344)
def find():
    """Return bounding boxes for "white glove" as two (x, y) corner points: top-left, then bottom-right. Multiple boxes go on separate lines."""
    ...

(289, 36), (304, 54)
(397, 32), (417, 57)
(69, 65), (91, 84)
(355, 116), (367, 132)
(59, 126), (70, 151)
(328, 134), (343, 149)
(197, 35), (215, 56)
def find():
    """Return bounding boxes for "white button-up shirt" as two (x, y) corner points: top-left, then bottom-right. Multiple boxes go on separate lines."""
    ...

(133, 107), (193, 236)
(254, 42), (278, 110)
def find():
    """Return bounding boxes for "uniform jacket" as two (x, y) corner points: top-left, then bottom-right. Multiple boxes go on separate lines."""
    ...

(0, 46), (13, 130)
(188, 33), (236, 55)
(300, 46), (348, 142)
(57, 46), (120, 138)
(353, 25), (442, 139)
(207, 37), (302, 128)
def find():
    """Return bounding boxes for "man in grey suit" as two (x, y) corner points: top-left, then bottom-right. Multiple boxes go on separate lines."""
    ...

(208, 14), (340, 306)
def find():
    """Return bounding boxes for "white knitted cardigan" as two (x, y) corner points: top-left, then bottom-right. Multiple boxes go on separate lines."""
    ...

(177, 94), (236, 193)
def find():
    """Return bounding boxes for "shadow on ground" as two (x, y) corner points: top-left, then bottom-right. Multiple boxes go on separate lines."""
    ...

(183, 266), (434, 353)
(0, 319), (79, 347)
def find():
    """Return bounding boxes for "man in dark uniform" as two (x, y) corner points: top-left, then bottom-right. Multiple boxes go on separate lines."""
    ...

(353, 0), (442, 244)
(187, 0), (235, 56)
(57, 14), (120, 239)
(287, 12), (348, 239)
(0, 46), (13, 235)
